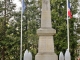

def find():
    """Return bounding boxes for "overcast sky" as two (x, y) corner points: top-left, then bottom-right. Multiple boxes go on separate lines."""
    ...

(12, 0), (21, 12)
(12, 0), (80, 18)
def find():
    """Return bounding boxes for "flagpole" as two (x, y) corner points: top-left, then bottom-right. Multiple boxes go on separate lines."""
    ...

(67, 0), (69, 50)
(20, 0), (23, 60)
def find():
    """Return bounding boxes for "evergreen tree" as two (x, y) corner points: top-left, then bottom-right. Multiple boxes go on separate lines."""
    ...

(22, 0), (41, 60)
(0, 0), (78, 60)
(0, 0), (16, 59)
(51, 0), (78, 60)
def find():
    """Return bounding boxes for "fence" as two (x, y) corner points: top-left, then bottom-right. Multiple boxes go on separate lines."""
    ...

(24, 49), (71, 60)
(24, 49), (32, 60)
(59, 49), (71, 60)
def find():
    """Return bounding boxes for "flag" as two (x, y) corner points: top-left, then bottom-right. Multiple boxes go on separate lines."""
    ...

(68, 2), (72, 18)
(22, 0), (26, 14)
(20, 0), (26, 60)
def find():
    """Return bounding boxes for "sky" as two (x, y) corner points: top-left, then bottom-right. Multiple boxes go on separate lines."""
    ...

(12, 0), (80, 18)
(12, 0), (31, 12)
(12, 0), (21, 12)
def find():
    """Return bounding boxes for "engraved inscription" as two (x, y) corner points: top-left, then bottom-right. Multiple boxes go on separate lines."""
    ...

(39, 36), (54, 52)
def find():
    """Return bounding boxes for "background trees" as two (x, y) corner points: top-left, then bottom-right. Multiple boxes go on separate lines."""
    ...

(0, 0), (16, 60)
(51, 0), (78, 60)
(0, 0), (79, 60)
(22, 0), (41, 60)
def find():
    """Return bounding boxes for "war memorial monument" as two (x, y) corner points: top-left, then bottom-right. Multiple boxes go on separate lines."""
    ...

(35, 0), (58, 60)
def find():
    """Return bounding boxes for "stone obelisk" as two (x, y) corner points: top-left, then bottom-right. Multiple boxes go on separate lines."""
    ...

(35, 0), (58, 60)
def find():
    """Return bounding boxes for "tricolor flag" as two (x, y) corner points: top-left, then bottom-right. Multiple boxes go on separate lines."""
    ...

(68, 2), (72, 18)
(22, 0), (26, 14)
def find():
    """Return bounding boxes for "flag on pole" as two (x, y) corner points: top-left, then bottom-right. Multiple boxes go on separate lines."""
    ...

(68, 2), (72, 18)
(22, 0), (26, 14)
(20, 0), (26, 60)
(66, 0), (70, 50)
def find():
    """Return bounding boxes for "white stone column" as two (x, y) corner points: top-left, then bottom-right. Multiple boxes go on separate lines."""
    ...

(41, 0), (51, 28)
(35, 0), (58, 60)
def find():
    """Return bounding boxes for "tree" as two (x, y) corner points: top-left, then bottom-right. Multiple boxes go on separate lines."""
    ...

(75, 1), (80, 40)
(0, 0), (16, 60)
(0, 0), (78, 60)
(22, 0), (41, 60)
(4, 0), (41, 60)
(51, 0), (78, 60)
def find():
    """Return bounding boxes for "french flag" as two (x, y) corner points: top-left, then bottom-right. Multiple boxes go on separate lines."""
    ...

(68, 2), (72, 18)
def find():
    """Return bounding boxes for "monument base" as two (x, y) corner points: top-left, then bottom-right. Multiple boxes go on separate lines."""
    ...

(35, 53), (58, 60)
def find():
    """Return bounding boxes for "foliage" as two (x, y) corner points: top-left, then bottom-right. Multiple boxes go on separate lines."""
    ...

(51, 0), (78, 60)
(0, 0), (78, 60)
(0, 0), (17, 60)
(22, 0), (41, 60)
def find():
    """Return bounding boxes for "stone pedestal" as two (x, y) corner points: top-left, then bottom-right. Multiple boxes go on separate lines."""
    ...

(35, 53), (57, 60)
(35, 28), (57, 60)
(35, 0), (58, 60)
